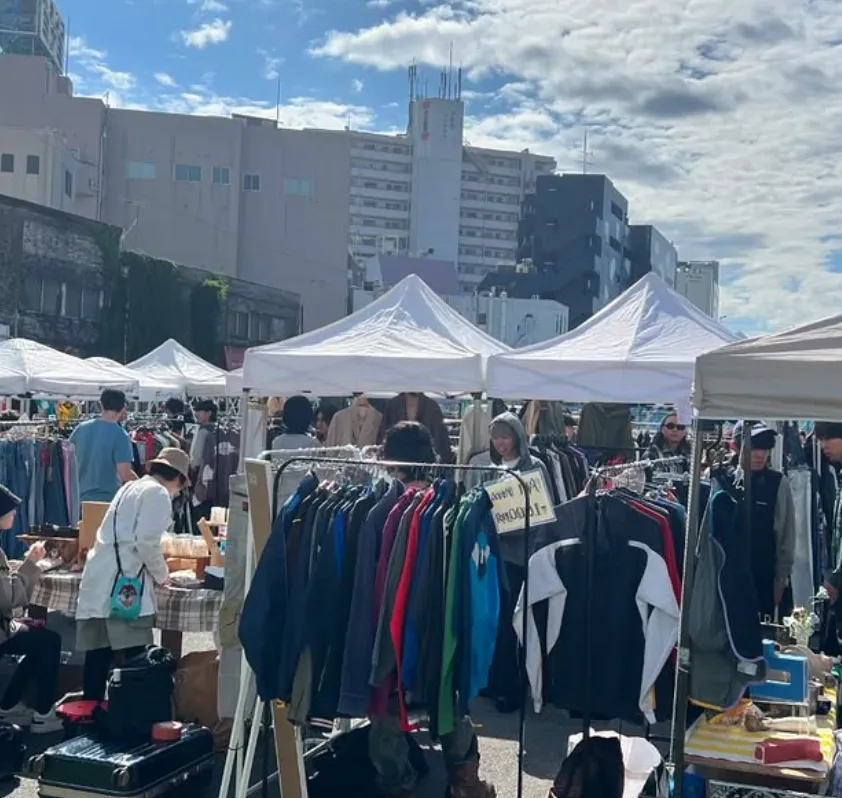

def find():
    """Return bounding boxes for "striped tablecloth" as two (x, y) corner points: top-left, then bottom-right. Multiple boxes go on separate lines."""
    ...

(29, 570), (221, 633)
(685, 697), (836, 778)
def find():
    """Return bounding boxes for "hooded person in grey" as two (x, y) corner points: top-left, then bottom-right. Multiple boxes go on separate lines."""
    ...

(466, 411), (552, 565)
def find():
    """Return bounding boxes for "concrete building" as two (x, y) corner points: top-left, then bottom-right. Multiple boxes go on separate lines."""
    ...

(0, 52), (554, 328)
(675, 260), (720, 318)
(0, 192), (300, 359)
(627, 224), (678, 287)
(0, 0), (65, 73)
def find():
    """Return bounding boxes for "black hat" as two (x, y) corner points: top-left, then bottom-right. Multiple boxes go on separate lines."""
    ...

(0, 485), (21, 519)
(733, 421), (777, 451)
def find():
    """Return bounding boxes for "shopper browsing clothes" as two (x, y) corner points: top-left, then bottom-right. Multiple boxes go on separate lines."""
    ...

(271, 395), (321, 450)
(466, 413), (551, 714)
(369, 422), (495, 798)
(70, 390), (137, 502)
(645, 411), (692, 473)
(731, 422), (796, 620)
(0, 485), (62, 733)
(75, 449), (189, 701)
(314, 403), (338, 444)
(189, 399), (218, 525)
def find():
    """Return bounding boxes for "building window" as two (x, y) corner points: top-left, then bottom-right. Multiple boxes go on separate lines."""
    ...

(21, 277), (41, 311)
(64, 284), (82, 318)
(42, 279), (62, 314)
(81, 289), (101, 321)
(284, 177), (312, 196)
(610, 201), (624, 221)
(0, 154), (13, 173)
(212, 167), (230, 185)
(175, 164), (202, 182)
(126, 161), (156, 180)
(243, 173), (260, 192)
(64, 170), (73, 197)
(26, 155), (40, 175)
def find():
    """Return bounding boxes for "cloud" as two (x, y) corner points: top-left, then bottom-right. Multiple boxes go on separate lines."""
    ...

(192, 0), (228, 10)
(181, 18), (231, 48)
(351, 78), (364, 93)
(310, 0), (842, 332)
(67, 36), (135, 100)
(154, 72), (177, 87)
(366, 0), (394, 7)
(259, 50), (282, 80)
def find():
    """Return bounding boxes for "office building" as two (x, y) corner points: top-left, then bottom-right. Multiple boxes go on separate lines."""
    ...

(510, 173), (632, 328)
(0, 50), (555, 331)
(675, 260), (720, 318)
(0, 0), (64, 74)
(627, 224), (677, 287)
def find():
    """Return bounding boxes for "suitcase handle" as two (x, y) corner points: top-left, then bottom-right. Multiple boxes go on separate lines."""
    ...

(113, 767), (131, 788)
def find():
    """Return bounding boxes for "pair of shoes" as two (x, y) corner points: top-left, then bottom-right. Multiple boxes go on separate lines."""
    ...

(30, 709), (63, 735)
(446, 760), (496, 798)
(0, 704), (62, 734)
(0, 703), (32, 726)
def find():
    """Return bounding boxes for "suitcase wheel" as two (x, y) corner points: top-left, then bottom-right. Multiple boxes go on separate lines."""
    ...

(112, 767), (131, 788)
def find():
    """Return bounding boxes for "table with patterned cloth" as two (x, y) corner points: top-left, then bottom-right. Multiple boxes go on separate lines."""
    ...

(28, 570), (222, 633)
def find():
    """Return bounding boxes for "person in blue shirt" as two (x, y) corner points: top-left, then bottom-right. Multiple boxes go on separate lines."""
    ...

(70, 390), (137, 503)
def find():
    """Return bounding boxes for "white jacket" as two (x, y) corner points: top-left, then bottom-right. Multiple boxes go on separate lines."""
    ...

(76, 476), (172, 620)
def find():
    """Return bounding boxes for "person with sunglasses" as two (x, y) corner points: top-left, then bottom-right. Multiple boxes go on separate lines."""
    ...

(645, 411), (691, 473)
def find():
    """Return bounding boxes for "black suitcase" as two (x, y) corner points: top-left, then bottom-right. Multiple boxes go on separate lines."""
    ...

(29, 725), (213, 798)
(0, 721), (25, 780)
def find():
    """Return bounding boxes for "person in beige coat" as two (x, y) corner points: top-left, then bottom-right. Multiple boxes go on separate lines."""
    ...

(0, 484), (62, 733)
(325, 394), (382, 449)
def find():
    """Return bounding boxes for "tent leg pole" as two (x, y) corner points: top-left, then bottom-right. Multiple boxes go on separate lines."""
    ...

(238, 388), (251, 474)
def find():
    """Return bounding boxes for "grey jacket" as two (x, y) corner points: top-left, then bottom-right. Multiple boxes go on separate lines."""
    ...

(466, 411), (553, 564)
(0, 554), (40, 644)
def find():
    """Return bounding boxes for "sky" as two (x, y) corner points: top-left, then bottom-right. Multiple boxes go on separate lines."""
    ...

(59, 0), (842, 336)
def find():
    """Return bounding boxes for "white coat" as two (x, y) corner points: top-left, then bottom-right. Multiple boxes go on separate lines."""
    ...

(76, 476), (171, 620)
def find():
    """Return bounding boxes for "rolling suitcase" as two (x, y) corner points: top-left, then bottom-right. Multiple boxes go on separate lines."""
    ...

(0, 720), (25, 780)
(29, 724), (213, 798)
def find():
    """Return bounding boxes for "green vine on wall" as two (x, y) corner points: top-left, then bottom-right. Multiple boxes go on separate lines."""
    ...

(190, 278), (228, 365)
(93, 227), (125, 361)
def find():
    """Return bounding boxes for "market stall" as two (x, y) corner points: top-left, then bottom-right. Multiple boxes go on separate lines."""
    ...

(0, 338), (139, 397)
(127, 338), (234, 398)
(241, 273), (509, 394)
(485, 272), (738, 411)
(670, 313), (842, 798)
(225, 275), (512, 798)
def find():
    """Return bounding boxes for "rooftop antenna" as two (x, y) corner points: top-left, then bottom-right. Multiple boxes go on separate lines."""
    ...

(582, 130), (593, 173)
(457, 65), (462, 100)
(275, 73), (281, 126)
(448, 42), (454, 99)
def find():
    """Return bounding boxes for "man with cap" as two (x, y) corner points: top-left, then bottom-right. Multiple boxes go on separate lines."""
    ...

(0, 484), (62, 733)
(731, 422), (796, 620)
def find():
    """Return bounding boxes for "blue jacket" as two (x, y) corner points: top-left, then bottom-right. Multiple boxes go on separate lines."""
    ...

(239, 474), (316, 701)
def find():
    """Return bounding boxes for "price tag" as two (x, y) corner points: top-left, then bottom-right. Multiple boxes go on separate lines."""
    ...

(485, 468), (556, 535)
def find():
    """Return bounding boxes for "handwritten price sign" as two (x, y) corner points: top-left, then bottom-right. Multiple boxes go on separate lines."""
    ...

(484, 468), (556, 535)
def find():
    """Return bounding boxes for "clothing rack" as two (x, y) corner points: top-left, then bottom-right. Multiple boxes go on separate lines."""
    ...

(578, 455), (687, 747)
(246, 454), (533, 798)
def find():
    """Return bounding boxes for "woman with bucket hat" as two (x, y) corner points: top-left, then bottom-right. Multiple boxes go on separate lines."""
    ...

(76, 448), (190, 701)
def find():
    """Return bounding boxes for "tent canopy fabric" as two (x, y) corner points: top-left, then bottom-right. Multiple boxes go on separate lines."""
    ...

(0, 339), (139, 398)
(693, 313), (842, 421)
(242, 274), (509, 395)
(127, 339), (231, 397)
(486, 273), (738, 405)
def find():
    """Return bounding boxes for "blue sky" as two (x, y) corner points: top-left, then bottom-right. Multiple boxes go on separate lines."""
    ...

(62, 0), (842, 336)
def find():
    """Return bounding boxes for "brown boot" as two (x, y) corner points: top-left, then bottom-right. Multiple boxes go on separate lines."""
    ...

(446, 760), (496, 798)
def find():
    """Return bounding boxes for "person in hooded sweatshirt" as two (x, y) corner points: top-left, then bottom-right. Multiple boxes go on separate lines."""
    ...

(466, 412), (552, 713)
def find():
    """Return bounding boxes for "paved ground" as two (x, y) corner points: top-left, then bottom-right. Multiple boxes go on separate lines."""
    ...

(1, 632), (657, 798)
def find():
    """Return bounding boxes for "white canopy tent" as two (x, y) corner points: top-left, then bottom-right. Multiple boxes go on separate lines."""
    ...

(486, 273), (738, 408)
(127, 339), (232, 397)
(242, 274), (510, 395)
(0, 339), (139, 398)
(693, 313), (842, 421)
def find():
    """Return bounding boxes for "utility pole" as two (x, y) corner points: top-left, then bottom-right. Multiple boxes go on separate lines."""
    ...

(582, 130), (588, 174)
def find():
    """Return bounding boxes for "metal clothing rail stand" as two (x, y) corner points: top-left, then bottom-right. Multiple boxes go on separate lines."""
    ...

(241, 454), (533, 798)
(669, 424), (755, 798)
(578, 456), (688, 745)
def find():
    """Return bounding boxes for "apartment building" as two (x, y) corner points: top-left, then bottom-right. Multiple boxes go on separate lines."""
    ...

(345, 97), (555, 291)
(627, 224), (678, 287)
(675, 260), (720, 318)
